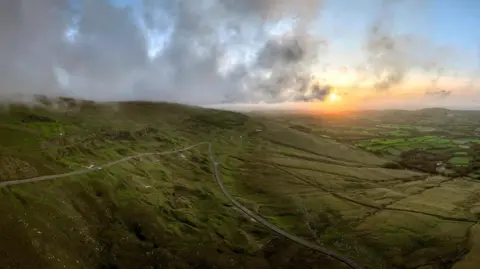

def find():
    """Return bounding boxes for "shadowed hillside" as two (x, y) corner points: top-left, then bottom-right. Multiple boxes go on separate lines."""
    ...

(0, 99), (478, 269)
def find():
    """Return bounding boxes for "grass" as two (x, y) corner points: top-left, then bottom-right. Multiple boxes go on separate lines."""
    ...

(389, 130), (410, 137)
(452, 224), (480, 269)
(356, 137), (454, 151)
(449, 157), (472, 166)
(0, 100), (479, 269)
(290, 109), (480, 174)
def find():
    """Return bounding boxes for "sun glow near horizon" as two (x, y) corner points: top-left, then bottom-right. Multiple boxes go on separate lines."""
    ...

(304, 90), (350, 114)
(327, 91), (341, 103)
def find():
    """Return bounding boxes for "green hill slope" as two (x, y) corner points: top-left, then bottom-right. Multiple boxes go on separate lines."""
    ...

(0, 100), (478, 269)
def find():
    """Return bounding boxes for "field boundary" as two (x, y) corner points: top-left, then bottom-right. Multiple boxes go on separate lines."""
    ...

(273, 164), (477, 223)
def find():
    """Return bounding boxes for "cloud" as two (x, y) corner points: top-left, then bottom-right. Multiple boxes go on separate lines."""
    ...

(0, 0), (465, 107)
(425, 89), (452, 98)
(291, 84), (332, 102)
(362, 0), (456, 92)
(0, 0), (68, 97)
(0, 0), (331, 104)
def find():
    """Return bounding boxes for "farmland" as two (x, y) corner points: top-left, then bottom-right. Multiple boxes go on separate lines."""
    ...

(261, 108), (480, 178)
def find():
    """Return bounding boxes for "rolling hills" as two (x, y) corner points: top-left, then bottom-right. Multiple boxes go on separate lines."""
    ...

(0, 99), (478, 269)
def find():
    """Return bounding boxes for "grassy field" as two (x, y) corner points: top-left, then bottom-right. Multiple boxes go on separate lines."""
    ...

(0, 100), (479, 269)
(264, 108), (480, 178)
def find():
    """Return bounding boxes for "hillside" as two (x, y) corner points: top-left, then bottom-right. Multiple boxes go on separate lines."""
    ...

(0, 99), (478, 269)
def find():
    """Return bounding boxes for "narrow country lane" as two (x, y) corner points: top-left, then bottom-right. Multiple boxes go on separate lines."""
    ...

(2, 142), (365, 269)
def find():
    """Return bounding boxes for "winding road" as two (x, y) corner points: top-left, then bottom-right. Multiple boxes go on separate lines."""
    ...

(2, 142), (365, 269)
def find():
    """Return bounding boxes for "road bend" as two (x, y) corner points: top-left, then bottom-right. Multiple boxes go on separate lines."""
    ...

(2, 142), (365, 269)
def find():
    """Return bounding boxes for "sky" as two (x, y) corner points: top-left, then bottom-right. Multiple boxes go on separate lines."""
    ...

(1, 0), (480, 110)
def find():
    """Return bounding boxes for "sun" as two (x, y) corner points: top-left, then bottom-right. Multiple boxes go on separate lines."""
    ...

(327, 92), (341, 103)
